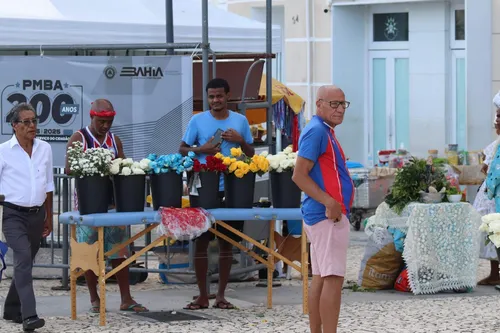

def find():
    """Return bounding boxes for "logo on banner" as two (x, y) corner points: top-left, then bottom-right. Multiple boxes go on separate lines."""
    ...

(120, 66), (164, 79)
(1, 79), (84, 142)
(103, 66), (117, 79)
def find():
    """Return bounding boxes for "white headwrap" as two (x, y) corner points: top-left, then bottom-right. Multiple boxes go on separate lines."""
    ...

(493, 90), (500, 109)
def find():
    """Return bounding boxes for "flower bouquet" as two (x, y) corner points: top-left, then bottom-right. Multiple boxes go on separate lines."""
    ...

(110, 158), (151, 212)
(216, 147), (269, 208)
(479, 213), (500, 257)
(264, 146), (302, 208)
(67, 141), (114, 215)
(146, 152), (195, 210)
(189, 156), (228, 209)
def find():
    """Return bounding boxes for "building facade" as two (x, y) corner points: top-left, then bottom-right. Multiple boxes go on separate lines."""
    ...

(221, 0), (494, 164)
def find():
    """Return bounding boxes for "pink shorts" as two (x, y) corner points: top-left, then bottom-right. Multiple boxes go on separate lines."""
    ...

(304, 215), (350, 278)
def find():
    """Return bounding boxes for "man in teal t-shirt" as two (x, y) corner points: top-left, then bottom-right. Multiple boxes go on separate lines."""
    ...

(179, 78), (254, 310)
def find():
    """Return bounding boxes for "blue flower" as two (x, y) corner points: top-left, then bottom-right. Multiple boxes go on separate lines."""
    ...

(147, 153), (157, 161)
(188, 151), (195, 158)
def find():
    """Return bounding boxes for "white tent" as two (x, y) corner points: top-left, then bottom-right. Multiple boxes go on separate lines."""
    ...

(0, 0), (282, 53)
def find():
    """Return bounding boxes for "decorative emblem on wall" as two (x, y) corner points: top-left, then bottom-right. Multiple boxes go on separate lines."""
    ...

(384, 16), (398, 41)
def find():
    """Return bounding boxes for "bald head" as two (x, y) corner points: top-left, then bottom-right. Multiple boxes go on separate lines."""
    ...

(91, 99), (114, 113)
(316, 85), (343, 102)
(315, 85), (348, 127)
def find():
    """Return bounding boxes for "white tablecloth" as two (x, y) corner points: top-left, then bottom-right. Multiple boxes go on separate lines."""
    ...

(366, 202), (482, 294)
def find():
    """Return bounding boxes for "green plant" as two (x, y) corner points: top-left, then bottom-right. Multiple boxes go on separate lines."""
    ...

(385, 157), (449, 214)
(446, 187), (461, 195)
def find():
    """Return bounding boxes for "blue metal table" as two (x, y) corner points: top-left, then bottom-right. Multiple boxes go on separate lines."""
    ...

(58, 208), (308, 326)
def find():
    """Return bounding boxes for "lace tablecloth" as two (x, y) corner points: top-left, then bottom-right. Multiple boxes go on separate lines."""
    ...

(366, 202), (482, 294)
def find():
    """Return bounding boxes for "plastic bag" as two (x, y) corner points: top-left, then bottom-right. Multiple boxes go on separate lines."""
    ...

(394, 268), (412, 292)
(358, 227), (403, 289)
(157, 207), (215, 241)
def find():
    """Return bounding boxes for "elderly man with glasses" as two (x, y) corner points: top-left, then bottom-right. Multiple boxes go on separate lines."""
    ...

(292, 85), (353, 333)
(0, 102), (54, 331)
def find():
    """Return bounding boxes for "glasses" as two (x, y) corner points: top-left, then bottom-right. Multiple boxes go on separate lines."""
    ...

(319, 99), (350, 110)
(16, 118), (38, 126)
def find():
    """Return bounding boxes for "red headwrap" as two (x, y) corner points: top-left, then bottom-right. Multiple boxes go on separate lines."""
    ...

(90, 110), (116, 117)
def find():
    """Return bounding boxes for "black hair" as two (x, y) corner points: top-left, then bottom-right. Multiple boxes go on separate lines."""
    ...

(7, 102), (36, 124)
(206, 78), (230, 94)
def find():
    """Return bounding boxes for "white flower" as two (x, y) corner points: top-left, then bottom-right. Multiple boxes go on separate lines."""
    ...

(260, 151), (269, 157)
(483, 213), (500, 223)
(122, 158), (134, 166)
(139, 158), (151, 170)
(131, 168), (145, 175)
(110, 163), (120, 175)
(121, 167), (132, 176)
(489, 221), (500, 233)
(283, 146), (293, 154)
(489, 233), (500, 248)
(479, 222), (490, 232)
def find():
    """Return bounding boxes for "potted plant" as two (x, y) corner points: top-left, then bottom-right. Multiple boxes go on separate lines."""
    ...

(188, 155), (228, 209)
(146, 152), (195, 210)
(446, 187), (462, 203)
(479, 213), (500, 259)
(265, 146), (302, 208)
(385, 157), (449, 214)
(67, 141), (114, 215)
(216, 147), (269, 208)
(110, 158), (151, 212)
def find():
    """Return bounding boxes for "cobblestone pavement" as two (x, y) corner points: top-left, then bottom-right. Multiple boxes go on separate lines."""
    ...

(0, 245), (498, 332)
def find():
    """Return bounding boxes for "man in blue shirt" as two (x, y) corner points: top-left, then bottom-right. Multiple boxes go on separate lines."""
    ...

(179, 78), (254, 310)
(292, 85), (353, 333)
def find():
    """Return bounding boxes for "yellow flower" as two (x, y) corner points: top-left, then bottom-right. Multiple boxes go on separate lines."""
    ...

(230, 158), (237, 163)
(229, 162), (238, 172)
(223, 157), (232, 166)
(249, 162), (259, 173)
(240, 163), (250, 174)
(258, 159), (269, 172)
(230, 147), (243, 157)
(215, 152), (224, 159)
(234, 169), (245, 178)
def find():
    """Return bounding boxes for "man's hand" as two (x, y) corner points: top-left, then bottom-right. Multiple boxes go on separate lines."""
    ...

(221, 129), (243, 144)
(199, 137), (221, 155)
(325, 197), (343, 223)
(481, 163), (488, 175)
(42, 214), (53, 238)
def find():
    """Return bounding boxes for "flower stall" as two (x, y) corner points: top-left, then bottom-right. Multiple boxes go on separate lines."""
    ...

(263, 146), (301, 208)
(216, 147), (269, 208)
(109, 158), (150, 212)
(145, 152), (195, 210)
(188, 155), (228, 209)
(358, 157), (482, 294)
(67, 141), (114, 215)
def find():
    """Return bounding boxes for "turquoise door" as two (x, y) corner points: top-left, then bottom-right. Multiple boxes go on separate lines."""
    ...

(370, 51), (410, 163)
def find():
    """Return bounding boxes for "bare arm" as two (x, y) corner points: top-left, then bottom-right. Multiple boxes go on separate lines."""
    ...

(114, 135), (126, 158)
(292, 156), (333, 206)
(179, 141), (203, 156)
(179, 139), (220, 156)
(240, 140), (255, 157)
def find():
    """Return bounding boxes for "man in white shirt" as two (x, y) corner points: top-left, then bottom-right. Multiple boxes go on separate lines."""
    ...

(0, 103), (54, 331)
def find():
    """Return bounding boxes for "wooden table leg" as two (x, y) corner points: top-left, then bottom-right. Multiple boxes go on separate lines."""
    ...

(301, 221), (309, 315)
(98, 227), (106, 326)
(70, 225), (77, 320)
(267, 220), (275, 309)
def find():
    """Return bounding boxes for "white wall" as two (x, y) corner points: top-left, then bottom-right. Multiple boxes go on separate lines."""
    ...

(466, 0), (493, 150)
(331, 5), (366, 162)
(332, 1), (453, 163)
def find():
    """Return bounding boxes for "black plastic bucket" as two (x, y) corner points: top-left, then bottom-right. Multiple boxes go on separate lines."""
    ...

(150, 172), (183, 210)
(75, 175), (111, 215)
(270, 170), (302, 208)
(113, 175), (146, 212)
(224, 172), (256, 208)
(189, 172), (221, 209)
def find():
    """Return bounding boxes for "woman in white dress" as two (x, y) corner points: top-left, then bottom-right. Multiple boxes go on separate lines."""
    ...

(475, 96), (500, 285)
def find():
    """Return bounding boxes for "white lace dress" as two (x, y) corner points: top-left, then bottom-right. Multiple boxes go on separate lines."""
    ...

(473, 140), (498, 260)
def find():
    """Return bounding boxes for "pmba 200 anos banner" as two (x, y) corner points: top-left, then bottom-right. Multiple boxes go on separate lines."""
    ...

(1, 78), (83, 142)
